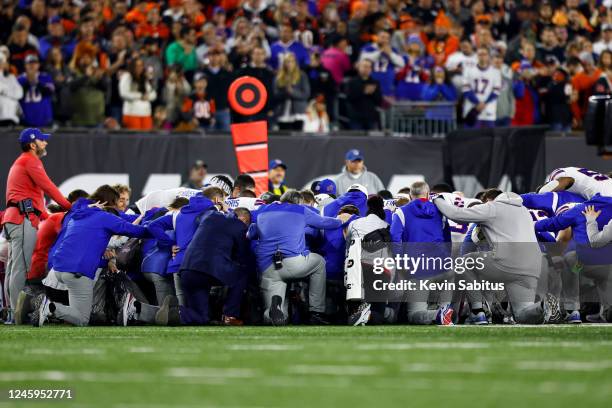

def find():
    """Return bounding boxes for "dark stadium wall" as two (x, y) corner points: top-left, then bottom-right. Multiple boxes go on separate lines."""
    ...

(0, 131), (606, 201)
(0, 132), (444, 200)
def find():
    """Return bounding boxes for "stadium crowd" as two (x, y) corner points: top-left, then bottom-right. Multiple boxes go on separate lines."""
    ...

(2, 0), (612, 131)
(2, 128), (612, 327)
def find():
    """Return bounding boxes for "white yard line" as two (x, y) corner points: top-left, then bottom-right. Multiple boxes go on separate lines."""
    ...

(226, 344), (303, 351)
(515, 360), (612, 371)
(166, 367), (258, 379)
(287, 364), (381, 376)
(356, 342), (490, 350)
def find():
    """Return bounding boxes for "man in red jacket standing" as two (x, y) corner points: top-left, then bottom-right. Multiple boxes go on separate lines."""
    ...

(2, 128), (71, 324)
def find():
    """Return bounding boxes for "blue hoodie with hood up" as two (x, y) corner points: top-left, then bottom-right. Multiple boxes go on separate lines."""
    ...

(51, 206), (149, 279)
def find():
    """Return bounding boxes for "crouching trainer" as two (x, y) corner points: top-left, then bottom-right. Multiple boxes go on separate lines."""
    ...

(179, 206), (252, 325)
(248, 190), (348, 325)
(33, 185), (150, 326)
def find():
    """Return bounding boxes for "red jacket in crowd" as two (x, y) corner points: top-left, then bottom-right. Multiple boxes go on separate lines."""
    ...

(3, 152), (71, 229)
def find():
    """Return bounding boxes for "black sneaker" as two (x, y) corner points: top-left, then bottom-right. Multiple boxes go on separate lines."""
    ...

(348, 302), (371, 326)
(155, 295), (180, 326)
(15, 291), (34, 325)
(269, 295), (286, 326)
(309, 312), (331, 325)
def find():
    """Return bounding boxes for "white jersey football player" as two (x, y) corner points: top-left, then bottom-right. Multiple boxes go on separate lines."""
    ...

(540, 167), (612, 199)
(461, 47), (502, 125)
(134, 175), (236, 213)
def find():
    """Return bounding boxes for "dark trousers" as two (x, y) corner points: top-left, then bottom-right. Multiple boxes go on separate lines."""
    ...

(179, 269), (246, 325)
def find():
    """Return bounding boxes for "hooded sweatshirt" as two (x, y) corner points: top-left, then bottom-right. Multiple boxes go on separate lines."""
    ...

(333, 166), (385, 196)
(391, 198), (450, 277)
(52, 206), (149, 279)
(391, 198), (450, 243)
(434, 192), (542, 277)
(322, 191), (368, 219)
(535, 194), (612, 264)
(148, 194), (215, 273)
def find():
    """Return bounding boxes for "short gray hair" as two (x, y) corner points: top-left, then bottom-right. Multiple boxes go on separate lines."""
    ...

(280, 190), (303, 204)
(410, 181), (430, 198)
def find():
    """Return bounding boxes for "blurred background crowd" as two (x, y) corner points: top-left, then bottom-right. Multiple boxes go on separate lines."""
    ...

(1, 0), (612, 133)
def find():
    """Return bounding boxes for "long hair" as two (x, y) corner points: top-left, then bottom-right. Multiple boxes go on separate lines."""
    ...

(276, 53), (300, 88)
(128, 57), (147, 94)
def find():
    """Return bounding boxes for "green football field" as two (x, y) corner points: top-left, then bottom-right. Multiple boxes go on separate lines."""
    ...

(1, 325), (611, 408)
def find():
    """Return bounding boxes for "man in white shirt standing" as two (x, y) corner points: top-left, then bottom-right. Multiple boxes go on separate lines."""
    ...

(461, 47), (502, 128)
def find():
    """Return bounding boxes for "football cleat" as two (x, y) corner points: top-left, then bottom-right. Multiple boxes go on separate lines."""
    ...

(543, 293), (562, 324)
(349, 302), (372, 326)
(14, 291), (34, 325)
(119, 293), (138, 327)
(435, 304), (454, 326)
(565, 310), (582, 324)
(268, 295), (286, 326)
(464, 311), (488, 325)
(155, 295), (180, 326)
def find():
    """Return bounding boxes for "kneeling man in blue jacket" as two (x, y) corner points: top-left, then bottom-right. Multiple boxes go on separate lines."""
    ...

(179, 207), (252, 325)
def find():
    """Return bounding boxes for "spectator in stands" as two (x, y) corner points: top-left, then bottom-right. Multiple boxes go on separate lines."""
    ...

(592, 61), (612, 95)
(346, 59), (383, 130)
(599, 50), (612, 72)
(360, 29), (405, 97)
(39, 16), (75, 62)
(270, 24), (310, 70)
(119, 57), (157, 130)
(543, 67), (573, 132)
(594, 24), (612, 56)
(0, 51), (23, 126)
(67, 43), (109, 127)
(461, 47), (501, 128)
(184, 74), (215, 129)
(303, 94), (330, 133)
(199, 46), (233, 131)
(571, 52), (601, 127)
(105, 29), (130, 123)
(135, 6), (170, 42)
(195, 23), (221, 65)
(163, 65), (191, 126)
(512, 60), (541, 126)
(141, 38), (164, 94)
(427, 12), (459, 66)
(537, 26), (565, 63)
(445, 37), (477, 89)
(236, 46), (275, 122)
(420, 67), (457, 102)
(320, 34), (351, 87)
(305, 50), (336, 121)
(165, 26), (198, 80)
(45, 46), (71, 124)
(395, 35), (433, 101)
(0, 1), (17, 44)
(493, 49), (515, 127)
(274, 53), (310, 131)
(8, 23), (38, 73)
(18, 54), (54, 127)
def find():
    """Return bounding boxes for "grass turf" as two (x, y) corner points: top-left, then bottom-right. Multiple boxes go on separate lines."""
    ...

(0, 325), (611, 408)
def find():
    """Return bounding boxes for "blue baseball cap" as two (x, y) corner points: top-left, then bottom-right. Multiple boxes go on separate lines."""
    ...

(18, 128), (50, 144)
(345, 149), (363, 161)
(313, 179), (336, 196)
(269, 159), (287, 170)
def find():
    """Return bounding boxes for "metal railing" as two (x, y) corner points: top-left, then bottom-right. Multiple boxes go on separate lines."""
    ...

(388, 101), (457, 137)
